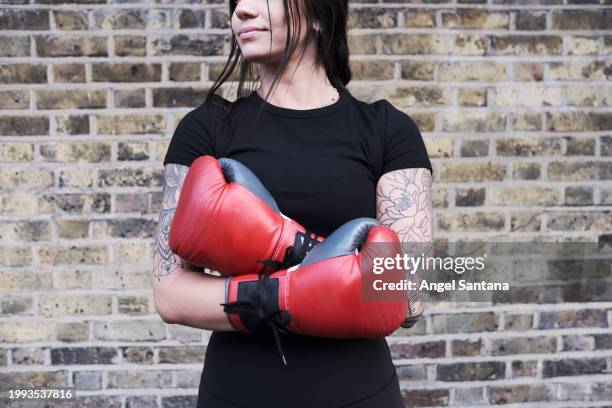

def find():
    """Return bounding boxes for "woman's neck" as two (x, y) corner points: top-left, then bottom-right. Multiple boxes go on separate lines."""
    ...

(256, 85), (339, 110)
(256, 61), (339, 110)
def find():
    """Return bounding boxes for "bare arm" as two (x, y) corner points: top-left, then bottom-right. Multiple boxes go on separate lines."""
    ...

(152, 163), (234, 331)
(376, 167), (433, 326)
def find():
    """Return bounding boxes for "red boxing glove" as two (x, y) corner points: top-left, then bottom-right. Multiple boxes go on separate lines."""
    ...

(169, 156), (323, 276)
(222, 218), (408, 365)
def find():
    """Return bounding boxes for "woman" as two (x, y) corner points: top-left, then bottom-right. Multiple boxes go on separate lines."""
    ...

(153, 0), (433, 406)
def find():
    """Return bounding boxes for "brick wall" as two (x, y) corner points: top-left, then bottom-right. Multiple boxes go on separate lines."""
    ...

(0, 1), (610, 407)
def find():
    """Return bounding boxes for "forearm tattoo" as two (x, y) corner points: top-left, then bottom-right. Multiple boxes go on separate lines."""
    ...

(153, 163), (189, 282)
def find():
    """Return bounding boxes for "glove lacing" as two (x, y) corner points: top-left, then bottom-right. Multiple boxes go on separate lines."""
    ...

(260, 230), (320, 272)
(221, 267), (292, 366)
(222, 231), (319, 366)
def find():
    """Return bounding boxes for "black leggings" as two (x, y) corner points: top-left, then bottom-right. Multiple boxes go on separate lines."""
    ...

(196, 370), (404, 408)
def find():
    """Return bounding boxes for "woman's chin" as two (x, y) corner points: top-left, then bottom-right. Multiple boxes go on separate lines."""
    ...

(240, 51), (278, 64)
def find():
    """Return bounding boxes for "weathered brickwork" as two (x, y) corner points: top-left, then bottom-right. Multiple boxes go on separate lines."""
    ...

(0, 1), (610, 407)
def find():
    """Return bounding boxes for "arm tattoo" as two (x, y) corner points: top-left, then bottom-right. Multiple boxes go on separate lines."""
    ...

(376, 168), (434, 327)
(376, 168), (433, 254)
(153, 163), (190, 282)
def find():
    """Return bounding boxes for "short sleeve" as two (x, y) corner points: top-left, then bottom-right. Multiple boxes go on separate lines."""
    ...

(163, 91), (235, 167)
(381, 101), (433, 177)
(163, 106), (216, 167)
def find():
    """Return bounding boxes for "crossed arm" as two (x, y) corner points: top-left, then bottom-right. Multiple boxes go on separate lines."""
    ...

(152, 163), (433, 330)
(376, 167), (434, 324)
(152, 163), (234, 331)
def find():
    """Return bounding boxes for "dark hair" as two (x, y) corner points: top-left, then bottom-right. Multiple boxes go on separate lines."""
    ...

(205, 0), (352, 121)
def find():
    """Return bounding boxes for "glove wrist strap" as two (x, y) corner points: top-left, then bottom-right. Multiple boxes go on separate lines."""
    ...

(221, 272), (291, 365)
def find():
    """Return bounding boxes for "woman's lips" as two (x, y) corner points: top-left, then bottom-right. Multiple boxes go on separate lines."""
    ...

(239, 29), (266, 40)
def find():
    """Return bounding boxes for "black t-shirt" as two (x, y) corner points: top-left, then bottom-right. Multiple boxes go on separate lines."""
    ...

(163, 88), (432, 407)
